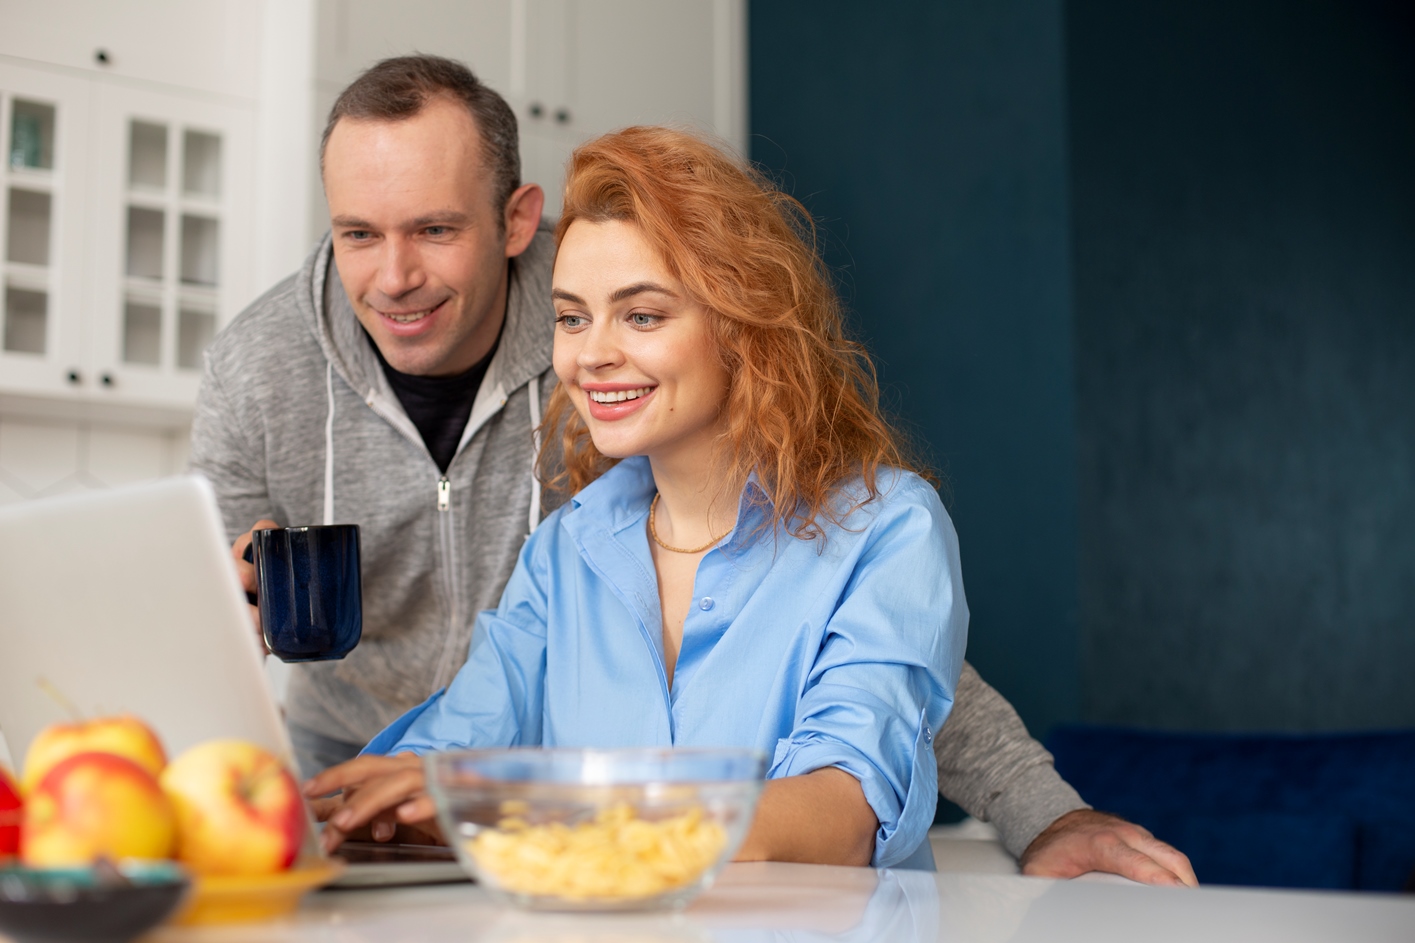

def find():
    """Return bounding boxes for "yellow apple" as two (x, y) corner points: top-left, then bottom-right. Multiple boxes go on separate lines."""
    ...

(160, 740), (306, 876)
(22, 752), (177, 866)
(1, 764), (20, 858)
(22, 715), (167, 794)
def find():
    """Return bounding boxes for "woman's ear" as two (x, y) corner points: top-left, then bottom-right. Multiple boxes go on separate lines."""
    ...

(504, 183), (547, 258)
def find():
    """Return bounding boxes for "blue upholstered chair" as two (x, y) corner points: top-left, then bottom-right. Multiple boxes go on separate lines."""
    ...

(1045, 726), (1415, 891)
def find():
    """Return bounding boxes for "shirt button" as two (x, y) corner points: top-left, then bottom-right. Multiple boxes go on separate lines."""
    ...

(699, 596), (714, 611)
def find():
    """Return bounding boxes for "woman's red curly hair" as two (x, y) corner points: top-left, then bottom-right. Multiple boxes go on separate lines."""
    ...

(538, 126), (929, 540)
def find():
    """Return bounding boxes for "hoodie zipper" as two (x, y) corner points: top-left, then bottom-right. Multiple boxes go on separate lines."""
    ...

(431, 474), (460, 690)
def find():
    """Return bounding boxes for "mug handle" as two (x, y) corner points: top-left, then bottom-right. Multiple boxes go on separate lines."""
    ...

(241, 542), (259, 606)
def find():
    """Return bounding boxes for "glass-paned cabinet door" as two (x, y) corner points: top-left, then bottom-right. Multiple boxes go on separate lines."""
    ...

(90, 82), (253, 410)
(0, 63), (91, 398)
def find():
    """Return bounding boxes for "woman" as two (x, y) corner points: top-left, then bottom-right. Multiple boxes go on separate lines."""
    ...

(308, 127), (968, 869)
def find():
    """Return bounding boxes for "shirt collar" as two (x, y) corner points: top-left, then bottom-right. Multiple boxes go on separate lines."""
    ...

(566, 456), (778, 552)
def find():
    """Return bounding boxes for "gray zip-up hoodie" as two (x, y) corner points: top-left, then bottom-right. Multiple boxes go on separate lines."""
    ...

(189, 226), (562, 744)
(190, 225), (1087, 858)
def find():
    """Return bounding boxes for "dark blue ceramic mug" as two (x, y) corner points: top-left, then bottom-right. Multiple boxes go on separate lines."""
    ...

(249, 524), (362, 662)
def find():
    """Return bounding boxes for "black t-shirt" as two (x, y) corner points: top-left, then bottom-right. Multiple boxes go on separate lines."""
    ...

(369, 332), (500, 473)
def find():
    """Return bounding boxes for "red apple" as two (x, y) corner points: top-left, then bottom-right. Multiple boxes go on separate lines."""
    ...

(0, 765), (20, 857)
(160, 740), (306, 876)
(22, 752), (177, 867)
(22, 715), (167, 794)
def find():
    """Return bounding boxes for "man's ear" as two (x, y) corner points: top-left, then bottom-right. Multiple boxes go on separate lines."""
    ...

(503, 183), (546, 258)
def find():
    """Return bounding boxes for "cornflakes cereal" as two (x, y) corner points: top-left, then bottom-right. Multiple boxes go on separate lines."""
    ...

(467, 803), (728, 900)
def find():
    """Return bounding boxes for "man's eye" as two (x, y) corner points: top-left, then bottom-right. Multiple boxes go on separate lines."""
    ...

(424, 226), (449, 236)
(344, 230), (372, 241)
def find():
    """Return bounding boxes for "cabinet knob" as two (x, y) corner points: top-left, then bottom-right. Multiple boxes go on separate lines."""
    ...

(66, 369), (82, 385)
(100, 373), (115, 388)
(528, 102), (544, 119)
(554, 108), (571, 125)
(94, 48), (110, 66)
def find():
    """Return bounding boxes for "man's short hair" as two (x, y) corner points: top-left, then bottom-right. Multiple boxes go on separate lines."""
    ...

(321, 54), (521, 219)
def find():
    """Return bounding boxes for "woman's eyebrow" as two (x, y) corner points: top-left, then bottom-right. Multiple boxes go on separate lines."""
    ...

(551, 288), (587, 304)
(609, 281), (678, 302)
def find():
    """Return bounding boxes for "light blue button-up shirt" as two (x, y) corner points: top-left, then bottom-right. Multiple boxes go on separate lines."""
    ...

(365, 456), (968, 868)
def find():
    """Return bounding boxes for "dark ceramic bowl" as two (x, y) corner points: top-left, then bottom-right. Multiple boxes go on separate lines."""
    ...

(0, 860), (190, 943)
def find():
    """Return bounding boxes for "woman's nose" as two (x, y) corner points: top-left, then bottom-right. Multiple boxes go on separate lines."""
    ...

(576, 322), (624, 371)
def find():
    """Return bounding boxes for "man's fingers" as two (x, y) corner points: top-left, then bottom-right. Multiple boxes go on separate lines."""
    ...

(1104, 838), (1188, 887)
(1128, 834), (1199, 888)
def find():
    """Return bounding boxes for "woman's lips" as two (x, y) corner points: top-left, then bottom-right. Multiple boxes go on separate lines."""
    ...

(584, 386), (656, 421)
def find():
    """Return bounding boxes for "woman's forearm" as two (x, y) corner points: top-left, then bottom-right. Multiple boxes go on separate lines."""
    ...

(733, 767), (878, 866)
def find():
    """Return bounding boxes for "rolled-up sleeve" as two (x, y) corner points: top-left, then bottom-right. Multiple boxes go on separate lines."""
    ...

(767, 478), (968, 867)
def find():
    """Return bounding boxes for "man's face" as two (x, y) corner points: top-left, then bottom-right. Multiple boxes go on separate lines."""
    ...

(323, 97), (508, 377)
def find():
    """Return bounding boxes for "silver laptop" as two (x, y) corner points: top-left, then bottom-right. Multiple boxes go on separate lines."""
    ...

(0, 475), (464, 887)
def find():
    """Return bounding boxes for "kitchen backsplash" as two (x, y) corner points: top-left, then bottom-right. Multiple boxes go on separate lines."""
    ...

(0, 412), (192, 771)
(0, 413), (190, 504)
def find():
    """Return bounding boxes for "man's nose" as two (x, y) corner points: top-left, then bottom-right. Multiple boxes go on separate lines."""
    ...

(376, 238), (425, 298)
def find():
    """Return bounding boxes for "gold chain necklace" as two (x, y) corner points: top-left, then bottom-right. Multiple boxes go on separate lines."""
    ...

(648, 493), (726, 554)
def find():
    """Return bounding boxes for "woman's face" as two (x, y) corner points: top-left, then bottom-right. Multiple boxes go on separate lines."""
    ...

(552, 219), (729, 468)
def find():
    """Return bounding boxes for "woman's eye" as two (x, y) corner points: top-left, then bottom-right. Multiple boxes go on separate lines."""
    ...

(556, 314), (586, 330)
(629, 312), (660, 327)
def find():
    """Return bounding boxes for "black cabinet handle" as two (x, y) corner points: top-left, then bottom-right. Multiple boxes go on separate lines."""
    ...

(529, 102), (544, 118)
(66, 369), (82, 385)
(100, 373), (115, 387)
(554, 108), (571, 124)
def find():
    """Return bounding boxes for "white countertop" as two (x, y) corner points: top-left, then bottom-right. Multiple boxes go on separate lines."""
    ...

(145, 858), (1415, 943)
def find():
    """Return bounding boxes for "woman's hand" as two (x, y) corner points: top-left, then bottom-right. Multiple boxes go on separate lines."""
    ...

(303, 753), (442, 852)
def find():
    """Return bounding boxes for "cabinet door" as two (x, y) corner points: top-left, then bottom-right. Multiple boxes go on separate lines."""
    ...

(514, 0), (746, 216)
(0, 0), (261, 101)
(564, 0), (721, 138)
(88, 83), (254, 410)
(0, 63), (92, 400)
(316, 0), (515, 92)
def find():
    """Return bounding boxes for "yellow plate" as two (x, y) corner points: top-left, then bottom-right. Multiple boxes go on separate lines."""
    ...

(171, 859), (345, 926)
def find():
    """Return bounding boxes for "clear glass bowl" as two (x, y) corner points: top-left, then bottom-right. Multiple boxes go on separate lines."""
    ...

(424, 748), (766, 911)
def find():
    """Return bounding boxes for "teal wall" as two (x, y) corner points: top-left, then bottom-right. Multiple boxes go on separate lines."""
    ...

(1069, 2), (1415, 730)
(750, 1), (1415, 735)
(751, 0), (1081, 739)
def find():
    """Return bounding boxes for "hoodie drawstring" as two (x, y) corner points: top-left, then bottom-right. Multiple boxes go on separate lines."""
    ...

(323, 361), (335, 525)
(527, 378), (542, 536)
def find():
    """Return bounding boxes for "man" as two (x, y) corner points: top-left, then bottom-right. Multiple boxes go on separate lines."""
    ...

(190, 55), (1194, 885)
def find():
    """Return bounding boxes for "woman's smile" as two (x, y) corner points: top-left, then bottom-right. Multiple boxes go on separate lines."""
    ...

(584, 384), (658, 420)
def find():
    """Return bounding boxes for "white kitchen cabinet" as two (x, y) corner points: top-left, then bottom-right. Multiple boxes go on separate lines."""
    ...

(0, 63), (94, 401)
(86, 83), (254, 411)
(0, 0), (261, 102)
(0, 60), (255, 420)
(514, 0), (746, 215)
(312, 0), (745, 219)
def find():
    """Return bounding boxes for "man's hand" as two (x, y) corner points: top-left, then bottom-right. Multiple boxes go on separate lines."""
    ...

(1020, 809), (1198, 887)
(303, 753), (441, 853)
(231, 519), (278, 650)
